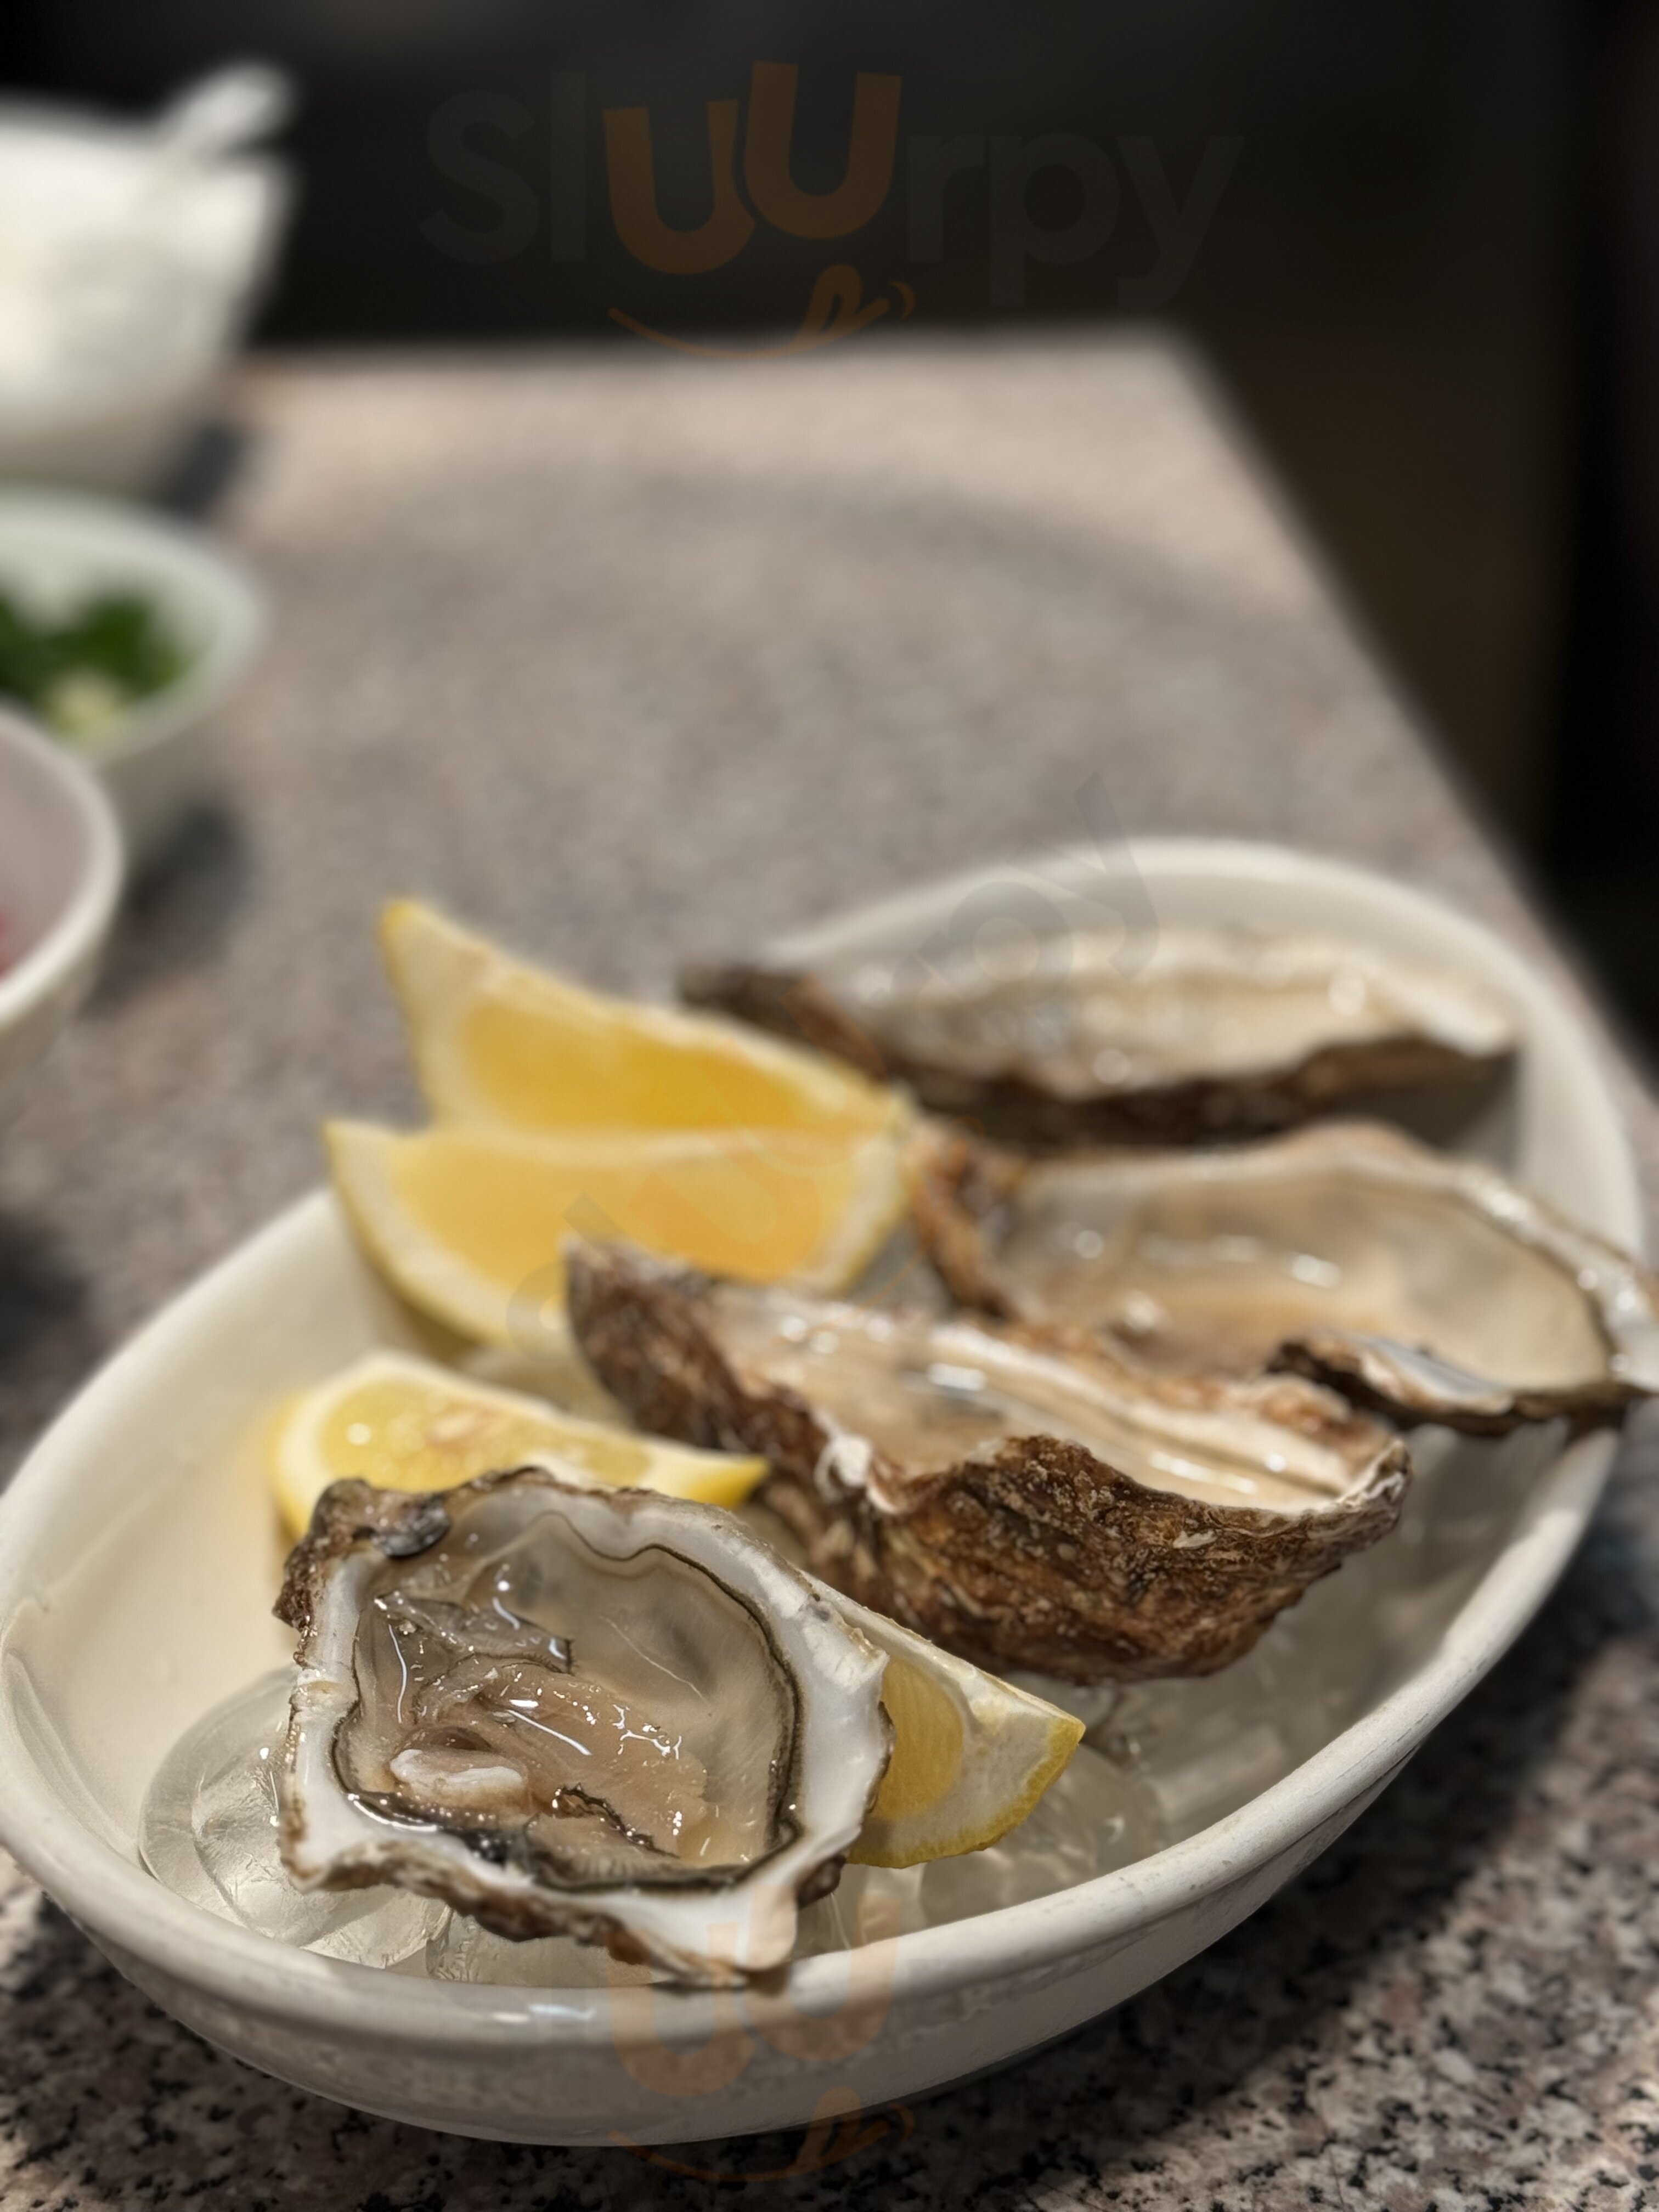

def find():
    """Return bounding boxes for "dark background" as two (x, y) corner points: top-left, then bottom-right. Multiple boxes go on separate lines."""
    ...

(4, 0), (1654, 1052)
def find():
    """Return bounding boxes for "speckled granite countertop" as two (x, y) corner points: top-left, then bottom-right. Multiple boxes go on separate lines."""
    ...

(2, 335), (1657, 2210)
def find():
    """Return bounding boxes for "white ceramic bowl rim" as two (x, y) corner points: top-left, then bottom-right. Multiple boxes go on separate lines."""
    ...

(0, 842), (1638, 2051)
(0, 706), (123, 1032)
(0, 488), (266, 765)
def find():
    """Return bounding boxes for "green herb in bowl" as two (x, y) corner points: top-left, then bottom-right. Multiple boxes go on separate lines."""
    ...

(0, 587), (191, 741)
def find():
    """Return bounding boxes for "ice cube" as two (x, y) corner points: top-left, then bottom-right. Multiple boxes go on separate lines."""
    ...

(422, 1910), (658, 1987)
(911, 1745), (1165, 1925)
(139, 1668), (441, 1966)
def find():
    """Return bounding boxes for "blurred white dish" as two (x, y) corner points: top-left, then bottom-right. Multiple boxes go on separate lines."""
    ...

(0, 842), (1640, 2143)
(0, 706), (122, 1125)
(0, 67), (292, 494)
(0, 489), (265, 868)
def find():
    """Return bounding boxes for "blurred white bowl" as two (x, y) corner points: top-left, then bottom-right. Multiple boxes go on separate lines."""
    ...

(0, 707), (122, 1126)
(0, 489), (266, 870)
(0, 68), (292, 494)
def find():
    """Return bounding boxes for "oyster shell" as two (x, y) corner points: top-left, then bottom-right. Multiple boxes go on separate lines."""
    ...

(909, 1121), (1659, 1432)
(681, 927), (1516, 1147)
(567, 1243), (1411, 1684)
(275, 1468), (892, 1985)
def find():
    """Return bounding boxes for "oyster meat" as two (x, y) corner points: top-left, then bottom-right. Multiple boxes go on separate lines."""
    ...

(682, 926), (1516, 1146)
(567, 1243), (1411, 1684)
(910, 1120), (1659, 1432)
(276, 1469), (893, 1984)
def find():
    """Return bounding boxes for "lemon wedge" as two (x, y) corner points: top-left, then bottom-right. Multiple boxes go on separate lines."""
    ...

(270, 1349), (769, 1541)
(327, 1118), (908, 1347)
(835, 1595), (1085, 1866)
(380, 899), (902, 1139)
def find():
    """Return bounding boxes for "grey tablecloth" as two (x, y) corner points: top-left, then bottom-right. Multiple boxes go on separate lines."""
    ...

(2, 335), (1656, 2209)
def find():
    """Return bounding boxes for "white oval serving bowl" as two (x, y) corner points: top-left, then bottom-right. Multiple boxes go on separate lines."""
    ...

(0, 704), (122, 1126)
(0, 489), (264, 870)
(0, 840), (1640, 2145)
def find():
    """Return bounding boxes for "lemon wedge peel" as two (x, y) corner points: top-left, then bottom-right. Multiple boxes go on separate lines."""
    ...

(833, 1595), (1086, 1869)
(326, 1118), (909, 1348)
(379, 899), (905, 1142)
(269, 1348), (769, 1542)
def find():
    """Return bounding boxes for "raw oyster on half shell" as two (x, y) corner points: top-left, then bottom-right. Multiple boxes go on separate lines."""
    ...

(275, 1469), (893, 1984)
(567, 1243), (1411, 1685)
(681, 926), (1516, 1146)
(909, 1121), (1659, 1433)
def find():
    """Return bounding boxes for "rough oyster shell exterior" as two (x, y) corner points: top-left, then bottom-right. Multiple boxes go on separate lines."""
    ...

(681, 927), (1515, 1147)
(567, 1245), (1412, 1685)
